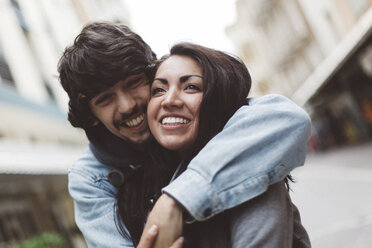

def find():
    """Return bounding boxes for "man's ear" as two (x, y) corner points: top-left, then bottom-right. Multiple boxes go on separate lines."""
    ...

(89, 114), (100, 126)
(92, 119), (100, 126)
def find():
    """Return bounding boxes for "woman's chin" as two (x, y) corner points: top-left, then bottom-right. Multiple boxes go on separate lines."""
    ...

(158, 139), (192, 154)
(161, 142), (184, 152)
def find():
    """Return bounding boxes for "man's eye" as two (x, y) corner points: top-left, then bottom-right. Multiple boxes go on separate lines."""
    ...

(95, 94), (112, 105)
(127, 80), (140, 88)
(127, 78), (147, 89)
(151, 88), (165, 96)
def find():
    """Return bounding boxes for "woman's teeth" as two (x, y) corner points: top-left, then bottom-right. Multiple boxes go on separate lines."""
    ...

(161, 117), (190, 125)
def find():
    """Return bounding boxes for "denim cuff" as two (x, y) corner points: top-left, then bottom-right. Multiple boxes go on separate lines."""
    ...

(162, 168), (222, 221)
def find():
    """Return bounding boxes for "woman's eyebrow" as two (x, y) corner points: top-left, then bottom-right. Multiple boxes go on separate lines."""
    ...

(180, 74), (203, 83)
(153, 78), (168, 84)
(154, 74), (202, 84)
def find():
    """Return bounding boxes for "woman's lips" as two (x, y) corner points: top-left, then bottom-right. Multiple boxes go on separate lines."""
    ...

(161, 116), (190, 125)
(160, 116), (190, 130)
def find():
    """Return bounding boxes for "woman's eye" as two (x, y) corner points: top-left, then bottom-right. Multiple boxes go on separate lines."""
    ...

(185, 84), (201, 91)
(151, 88), (165, 96)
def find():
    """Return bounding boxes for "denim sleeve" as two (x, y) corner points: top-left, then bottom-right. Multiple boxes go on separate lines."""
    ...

(68, 166), (134, 248)
(162, 94), (311, 221)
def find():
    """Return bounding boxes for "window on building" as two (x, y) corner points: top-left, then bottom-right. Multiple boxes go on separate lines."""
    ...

(44, 80), (57, 103)
(10, 0), (29, 34)
(9, 0), (58, 104)
(0, 47), (15, 87)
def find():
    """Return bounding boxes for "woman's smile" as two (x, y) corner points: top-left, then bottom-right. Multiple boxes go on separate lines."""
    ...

(160, 115), (191, 132)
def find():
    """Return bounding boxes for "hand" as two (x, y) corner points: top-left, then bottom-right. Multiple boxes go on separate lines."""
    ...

(140, 194), (183, 248)
(137, 225), (158, 248)
(137, 225), (184, 248)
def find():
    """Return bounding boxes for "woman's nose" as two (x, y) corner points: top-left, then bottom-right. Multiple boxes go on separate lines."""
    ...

(161, 89), (183, 108)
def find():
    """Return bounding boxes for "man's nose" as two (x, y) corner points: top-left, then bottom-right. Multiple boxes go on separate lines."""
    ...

(161, 89), (183, 108)
(117, 92), (136, 114)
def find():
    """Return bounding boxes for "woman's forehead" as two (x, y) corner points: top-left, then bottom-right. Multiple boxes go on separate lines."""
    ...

(156, 55), (202, 77)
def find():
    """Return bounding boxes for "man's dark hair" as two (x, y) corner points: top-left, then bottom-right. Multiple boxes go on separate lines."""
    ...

(58, 22), (156, 130)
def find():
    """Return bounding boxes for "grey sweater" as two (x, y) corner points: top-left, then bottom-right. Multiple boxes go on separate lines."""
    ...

(183, 181), (311, 248)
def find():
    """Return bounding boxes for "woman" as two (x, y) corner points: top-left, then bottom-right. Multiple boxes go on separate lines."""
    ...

(118, 43), (310, 247)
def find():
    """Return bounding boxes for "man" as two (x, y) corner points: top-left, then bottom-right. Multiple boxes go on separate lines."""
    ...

(58, 22), (311, 247)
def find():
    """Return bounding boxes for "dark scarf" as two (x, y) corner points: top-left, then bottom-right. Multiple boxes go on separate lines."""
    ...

(85, 124), (146, 180)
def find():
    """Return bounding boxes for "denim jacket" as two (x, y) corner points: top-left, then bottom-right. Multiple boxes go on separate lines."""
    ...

(68, 94), (311, 247)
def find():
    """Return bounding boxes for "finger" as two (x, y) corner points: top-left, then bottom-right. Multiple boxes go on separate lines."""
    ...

(137, 225), (158, 248)
(169, 237), (184, 248)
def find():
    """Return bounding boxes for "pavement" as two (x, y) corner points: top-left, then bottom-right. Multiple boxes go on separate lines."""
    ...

(290, 142), (372, 248)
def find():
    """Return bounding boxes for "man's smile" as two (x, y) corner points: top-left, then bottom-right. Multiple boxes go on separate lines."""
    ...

(120, 113), (146, 129)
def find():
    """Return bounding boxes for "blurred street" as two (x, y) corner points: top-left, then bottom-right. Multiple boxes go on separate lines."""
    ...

(290, 142), (372, 248)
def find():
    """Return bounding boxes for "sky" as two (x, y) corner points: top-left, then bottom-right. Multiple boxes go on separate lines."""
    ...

(122, 0), (238, 57)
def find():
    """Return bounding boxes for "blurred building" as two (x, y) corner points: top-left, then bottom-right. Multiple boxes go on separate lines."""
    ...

(227, 0), (372, 151)
(0, 0), (130, 143)
(0, 0), (131, 247)
(0, 140), (86, 248)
